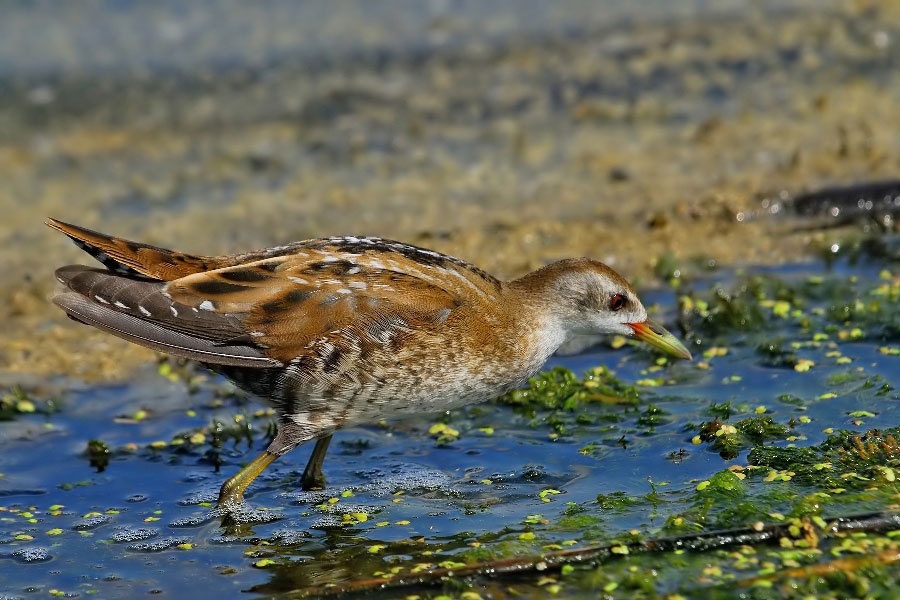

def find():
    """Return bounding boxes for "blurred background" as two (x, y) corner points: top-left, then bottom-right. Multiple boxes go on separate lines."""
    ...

(2, 0), (898, 378)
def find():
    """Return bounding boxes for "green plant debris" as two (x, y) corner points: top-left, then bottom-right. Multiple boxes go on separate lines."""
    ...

(0, 386), (58, 420)
(157, 357), (210, 392)
(495, 366), (655, 436)
(749, 427), (900, 492)
(85, 439), (110, 473)
(9, 240), (900, 598)
(499, 366), (643, 411)
(679, 267), (900, 357)
(693, 415), (792, 460)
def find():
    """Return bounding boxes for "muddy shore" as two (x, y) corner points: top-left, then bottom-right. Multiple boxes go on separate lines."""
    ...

(1, 1), (898, 379)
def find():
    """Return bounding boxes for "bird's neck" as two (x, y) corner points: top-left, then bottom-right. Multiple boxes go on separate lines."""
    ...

(500, 268), (573, 368)
(503, 261), (574, 325)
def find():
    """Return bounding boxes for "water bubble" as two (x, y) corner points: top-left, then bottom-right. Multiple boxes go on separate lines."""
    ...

(270, 528), (313, 545)
(110, 528), (159, 543)
(169, 513), (219, 528)
(12, 547), (51, 562)
(354, 463), (453, 497)
(283, 490), (331, 505)
(179, 485), (220, 505)
(127, 536), (191, 552)
(73, 514), (111, 530)
(211, 505), (281, 525)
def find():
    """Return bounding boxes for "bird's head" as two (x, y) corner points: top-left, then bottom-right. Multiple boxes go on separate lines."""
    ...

(514, 258), (692, 360)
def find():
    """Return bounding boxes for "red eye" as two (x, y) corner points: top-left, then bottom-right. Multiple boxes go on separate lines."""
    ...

(609, 294), (627, 311)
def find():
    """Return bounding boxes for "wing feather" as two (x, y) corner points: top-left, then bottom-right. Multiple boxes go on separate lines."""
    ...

(165, 251), (464, 363)
(49, 220), (493, 369)
(52, 292), (277, 367)
(53, 265), (279, 367)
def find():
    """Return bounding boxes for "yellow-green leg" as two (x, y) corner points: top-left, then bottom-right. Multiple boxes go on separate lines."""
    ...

(300, 434), (333, 491)
(218, 451), (278, 507)
(218, 434), (334, 506)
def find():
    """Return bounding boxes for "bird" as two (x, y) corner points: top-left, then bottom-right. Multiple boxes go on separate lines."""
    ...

(46, 218), (691, 508)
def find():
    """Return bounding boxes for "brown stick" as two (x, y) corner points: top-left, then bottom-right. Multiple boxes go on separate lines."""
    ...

(289, 510), (900, 598)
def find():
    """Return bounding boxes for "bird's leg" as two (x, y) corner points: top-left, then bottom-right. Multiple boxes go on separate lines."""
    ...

(300, 434), (333, 491)
(217, 420), (314, 507)
(218, 451), (278, 507)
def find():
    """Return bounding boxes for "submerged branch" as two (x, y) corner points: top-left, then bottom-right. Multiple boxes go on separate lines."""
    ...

(290, 510), (900, 598)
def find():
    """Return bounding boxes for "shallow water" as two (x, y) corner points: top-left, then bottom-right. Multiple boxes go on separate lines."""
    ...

(4, 250), (900, 598)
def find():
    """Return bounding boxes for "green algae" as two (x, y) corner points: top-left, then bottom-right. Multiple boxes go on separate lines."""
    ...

(694, 415), (792, 460)
(8, 237), (900, 599)
(85, 439), (111, 472)
(749, 426), (900, 492)
(0, 386), (58, 420)
(499, 366), (642, 412)
(496, 366), (644, 438)
(681, 267), (900, 354)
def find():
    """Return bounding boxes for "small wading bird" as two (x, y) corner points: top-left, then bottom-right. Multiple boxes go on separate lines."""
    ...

(47, 219), (691, 507)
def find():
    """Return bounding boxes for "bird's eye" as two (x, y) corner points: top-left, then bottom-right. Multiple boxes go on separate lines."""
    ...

(609, 293), (627, 311)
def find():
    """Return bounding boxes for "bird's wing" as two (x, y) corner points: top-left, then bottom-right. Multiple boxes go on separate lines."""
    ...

(49, 220), (496, 368)
(52, 266), (278, 367)
(164, 244), (472, 363)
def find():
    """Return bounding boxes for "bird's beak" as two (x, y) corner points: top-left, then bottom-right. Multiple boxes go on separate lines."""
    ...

(628, 318), (692, 360)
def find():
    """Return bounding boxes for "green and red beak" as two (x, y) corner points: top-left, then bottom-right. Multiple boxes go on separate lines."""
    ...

(628, 319), (692, 360)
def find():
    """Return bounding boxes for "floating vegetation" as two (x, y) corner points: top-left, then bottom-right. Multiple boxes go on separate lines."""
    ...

(85, 439), (111, 472)
(6, 245), (900, 597)
(0, 386), (58, 420)
(693, 415), (792, 460)
(499, 366), (643, 412)
(678, 265), (900, 356)
(496, 366), (646, 437)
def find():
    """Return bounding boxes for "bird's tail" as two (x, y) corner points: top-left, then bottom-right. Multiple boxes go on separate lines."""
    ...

(46, 218), (221, 281)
